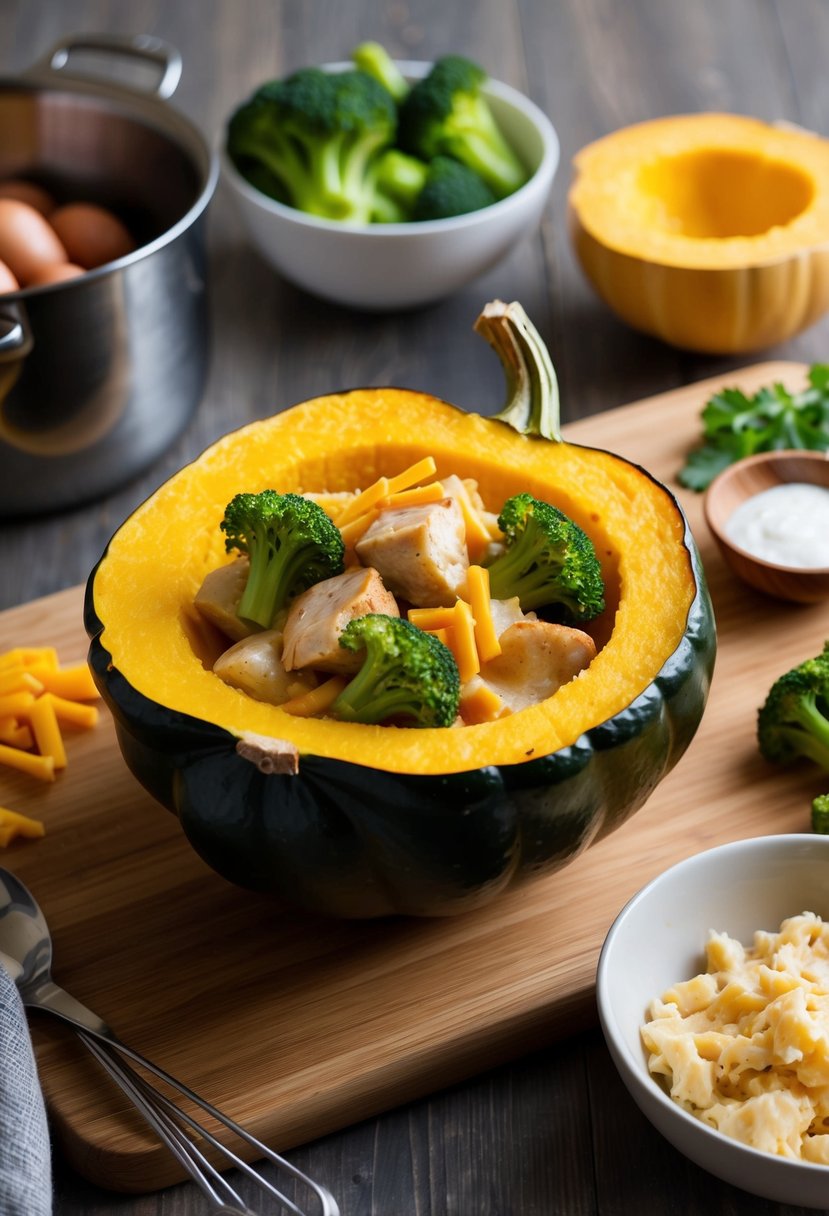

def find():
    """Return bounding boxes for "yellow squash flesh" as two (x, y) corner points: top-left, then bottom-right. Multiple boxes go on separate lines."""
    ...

(94, 389), (695, 776)
(568, 113), (829, 353)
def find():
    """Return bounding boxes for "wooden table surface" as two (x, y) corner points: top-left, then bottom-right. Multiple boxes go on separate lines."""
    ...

(3, 1), (829, 1213)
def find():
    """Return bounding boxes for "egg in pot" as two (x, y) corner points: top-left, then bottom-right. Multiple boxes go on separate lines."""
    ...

(0, 179), (56, 216)
(0, 258), (19, 292)
(0, 199), (68, 286)
(49, 203), (136, 270)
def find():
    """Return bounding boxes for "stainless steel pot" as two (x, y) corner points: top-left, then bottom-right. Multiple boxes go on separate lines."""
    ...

(0, 34), (218, 516)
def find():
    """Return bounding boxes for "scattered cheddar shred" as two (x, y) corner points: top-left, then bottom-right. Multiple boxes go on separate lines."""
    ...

(0, 645), (101, 846)
(0, 806), (45, 847)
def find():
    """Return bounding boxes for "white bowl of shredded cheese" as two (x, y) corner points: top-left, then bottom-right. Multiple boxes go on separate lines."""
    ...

(597, 834), (829, 1206)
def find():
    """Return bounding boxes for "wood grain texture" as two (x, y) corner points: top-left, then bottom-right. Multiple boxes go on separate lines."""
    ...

(1, 1), (829, 1213)
(0, 360), (824, 1196)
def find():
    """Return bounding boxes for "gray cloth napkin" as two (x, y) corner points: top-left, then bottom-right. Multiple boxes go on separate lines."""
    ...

(0, 961), (51, 1216)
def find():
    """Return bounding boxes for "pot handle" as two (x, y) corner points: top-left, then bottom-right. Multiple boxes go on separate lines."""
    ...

(0, 310), (32, 361)
(0, 308), (32, 414)
(24, 33), (183, 100)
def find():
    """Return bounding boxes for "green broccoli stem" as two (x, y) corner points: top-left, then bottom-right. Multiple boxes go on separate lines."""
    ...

(788, 697), (829, 768)
(238, 541), (314, 629)
(474, 300), (561, 442)
(487, 526), (553, 608)
(332, 652), (413, 724)
(447, 99), (526, 197)
(352, 42), (409, 102)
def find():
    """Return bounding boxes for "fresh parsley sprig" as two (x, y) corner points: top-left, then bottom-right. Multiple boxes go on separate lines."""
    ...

(678, 364), (829, 491)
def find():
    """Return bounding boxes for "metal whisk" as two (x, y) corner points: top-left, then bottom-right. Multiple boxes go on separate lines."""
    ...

(0, 868), (340, 1216)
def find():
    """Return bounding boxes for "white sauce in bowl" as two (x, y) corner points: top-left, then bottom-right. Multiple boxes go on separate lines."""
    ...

(725, 482), (829, 568)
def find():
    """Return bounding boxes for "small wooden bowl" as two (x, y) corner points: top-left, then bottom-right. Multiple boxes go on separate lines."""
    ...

(703, 450), (829, 602)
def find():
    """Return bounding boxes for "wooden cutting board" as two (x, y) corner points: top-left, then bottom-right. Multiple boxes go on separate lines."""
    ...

(4, 361), (829, 1193)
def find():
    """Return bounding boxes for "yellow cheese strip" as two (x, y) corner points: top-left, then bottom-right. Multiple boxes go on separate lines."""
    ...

(379, 482), (445, 511)
(0, 668), (44, 697)
(0, 721), (34, 750)
(45, 694), (99, 730)
(466, 565), (502, 662)
(461, 682), (507, 724)
(0, 807), (45, 847)
(335, 478), (390, 526)
(385, 456), (437, 496)
(408, 606), (458, 631)
(281, 676), (347, 718)
(28, 663), (99, 701)
(0, 647), (58, 672)
(450, 599), (480, 683)
(339, 508), (381, 547)
(0, 691), (36, 719)
(0, 742), (54, 781)
(27, 695), (67, 769)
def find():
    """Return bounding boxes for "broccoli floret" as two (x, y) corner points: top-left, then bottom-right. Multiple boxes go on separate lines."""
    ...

(812, 793), (829, 834)
(331, 615), (460, 728)
(413, 154), (497, 219)
(221, 491), (345, 629)
(372, 149), (496, 221)
(227, 67), (397, 223)
(351, 41), (409, 102)
(485, 493), (605, 621)
(758, 643), (829, 769)
(398, 55), (528, 199)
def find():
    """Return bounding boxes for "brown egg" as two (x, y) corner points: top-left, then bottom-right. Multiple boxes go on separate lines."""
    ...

(0, 199), (68, 286)
(49, 203), (136, 270)
(0, 179), (56, 216)
(27, 262), (85, 286)
(0, 258), (20, 293)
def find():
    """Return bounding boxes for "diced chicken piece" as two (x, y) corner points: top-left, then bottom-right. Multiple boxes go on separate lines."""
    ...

(282, 566), (400, 674)
(473, 620), (596, 713)
(489, 597), (530, 637)
(356, 496), (468, 608)
(194, 557), (257, 642)
(213, 630), (317, 706)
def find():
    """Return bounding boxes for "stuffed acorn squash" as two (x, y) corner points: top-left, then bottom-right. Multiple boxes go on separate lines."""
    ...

(84, 302), (716, 918)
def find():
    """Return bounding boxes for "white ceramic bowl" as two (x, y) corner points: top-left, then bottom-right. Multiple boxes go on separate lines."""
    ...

(597, 834), (829, 1207)
(220, 61), (559, 309)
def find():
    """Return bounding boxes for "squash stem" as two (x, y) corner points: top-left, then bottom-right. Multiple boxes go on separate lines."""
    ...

(474, 300), (561, 442)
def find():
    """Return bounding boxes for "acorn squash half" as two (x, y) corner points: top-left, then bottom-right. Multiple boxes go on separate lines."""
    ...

(85, 302), (716, 918)
(569, 113), (829, 353)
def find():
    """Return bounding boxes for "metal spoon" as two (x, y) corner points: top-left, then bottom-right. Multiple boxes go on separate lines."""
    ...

(0, 867), (340, 1216)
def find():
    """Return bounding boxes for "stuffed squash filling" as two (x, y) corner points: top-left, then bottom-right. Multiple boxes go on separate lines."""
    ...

(193, 464), (607, 729)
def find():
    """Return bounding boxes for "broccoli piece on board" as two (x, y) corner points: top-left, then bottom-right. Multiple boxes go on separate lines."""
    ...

(398, 55), (527, 199)
(758, 643), (829, 769)
(485, 493), (605, 621)
(812, 793), (829, 834)
(227, 67), (397, 222)
(221, 491), (345, 630)
(331, 614), (460, 728)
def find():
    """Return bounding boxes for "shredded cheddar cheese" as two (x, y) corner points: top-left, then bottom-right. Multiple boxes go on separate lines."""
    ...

(0, 646), (102, 844)
(642, 913), (829, 1162)
(466, 566), (501, 662)
(379, 482), (445, 510)
(281, 675), (347, 717)
(385, 456), (437, 496)
(335, 477), (390, 526)
(0, 807), (45, 847)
